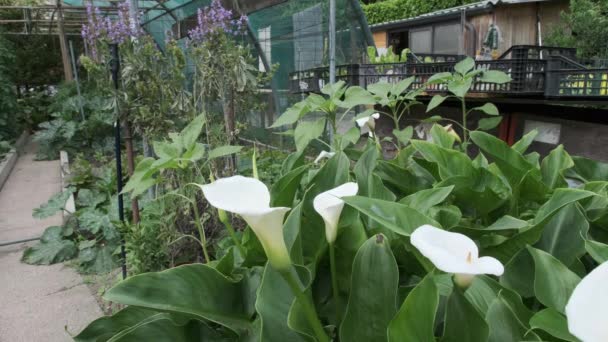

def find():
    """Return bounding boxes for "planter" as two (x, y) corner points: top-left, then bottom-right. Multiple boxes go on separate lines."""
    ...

(0, 131), (30, 192)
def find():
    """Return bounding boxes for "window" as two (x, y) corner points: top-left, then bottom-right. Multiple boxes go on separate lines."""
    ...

(410, 28), (432, 54)
(403, 22), (462, 55)
(433, 23), (460, 54)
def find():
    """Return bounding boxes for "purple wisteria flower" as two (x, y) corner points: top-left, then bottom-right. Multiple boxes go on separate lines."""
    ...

(187, 0), (248, 45)
(81, 0), (143, 58)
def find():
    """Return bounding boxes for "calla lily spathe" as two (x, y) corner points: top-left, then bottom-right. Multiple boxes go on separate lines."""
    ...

(313, 182), (358, 244)
(411, 225), (504, 277)
(199, 175), (291, 270)
(565, 260), (608, 342)
(356, 113), (380, 137)
(314, 150), (335, 164)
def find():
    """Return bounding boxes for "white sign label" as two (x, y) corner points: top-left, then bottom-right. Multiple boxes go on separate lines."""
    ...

(523, 120), (561, 145)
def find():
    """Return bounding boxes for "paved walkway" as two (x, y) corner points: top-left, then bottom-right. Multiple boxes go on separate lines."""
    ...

(0, 141), (102, 341)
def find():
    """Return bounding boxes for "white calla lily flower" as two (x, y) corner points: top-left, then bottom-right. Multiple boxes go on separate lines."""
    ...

(356, 112), (381, 137)
(411, 225), (504, 286)
(314, 151), (335, 164)
(200, 175), (291, 270)
(313, 182), (358, 244)
(566, 261), (608, 342)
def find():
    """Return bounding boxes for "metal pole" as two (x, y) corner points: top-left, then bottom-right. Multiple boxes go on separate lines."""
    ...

(110, 44), (127, 280)
(328, 0), (336, 141)
(329, 0), (336, 85)
(69, 40), (85, 121)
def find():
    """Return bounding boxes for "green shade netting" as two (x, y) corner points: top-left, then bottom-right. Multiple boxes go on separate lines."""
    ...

(63, 0), (372, 123)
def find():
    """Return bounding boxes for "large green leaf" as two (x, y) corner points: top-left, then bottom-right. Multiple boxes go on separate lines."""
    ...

(153, 141), (181, 159)
(22, 239), (77, 265)
(411, 140), (474, 178)
(207, 145), (243, 160)
(486, 294), (533, 342)
(567, 156), (608, 182)
(527, 246), (581, 314)
(443, 287), (489, 342)
(484, 215), (529, 232)
(469, 131), (537, 189)
(466, 276), (534, 323)
(478, 117), (503, 131)
(74, 307), (213, 342)
(353, 146), (395, 218)
(78, 243), (119, 274)
(375, 160), (434, 195)
(340, 234), (398, 342)
(179, 114), (206, 149)
(455, 57), (475, 75)
(426, 95), (447, 112)
(387, 275), (438, 342)
(343, 196), (439, 237)
(585, 239), (608, 263)
(536, 204), (588, 266)
(448, 77), (473, 98)
(392, 126), (413, 146)
(484, 189), (594, 263)
(339, 86), (375, 108)
(32, 187), (74, 218)
(430, 124), (456, 148)
(511, 130), (538, 154)
(270, 100), (309, 128)
(104, 264), (255, 337)
(541, 145), (574, 189)
(480, 70), (512, 84)
(270, 165), (308, 207)
(399, 186), (454, 214)
(500, 249), (535, 298)
(256, 265), (311, 342)
(472, 103), (499, 116)
(529, 308), (580, 342)
(294, 118), (326, 151)
(76, 189), (107, 209)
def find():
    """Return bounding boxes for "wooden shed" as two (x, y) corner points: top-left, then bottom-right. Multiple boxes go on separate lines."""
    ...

(370, 0), (568, 58)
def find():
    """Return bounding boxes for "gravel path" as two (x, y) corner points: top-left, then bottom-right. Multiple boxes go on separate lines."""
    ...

(0, 141), (102, 341)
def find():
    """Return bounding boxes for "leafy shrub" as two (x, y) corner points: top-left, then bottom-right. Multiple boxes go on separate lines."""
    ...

(23, 158), (123, 274)
(33, 82), (114, 160)
(0, 29), (18, 142)
(545, 0), (608, 59)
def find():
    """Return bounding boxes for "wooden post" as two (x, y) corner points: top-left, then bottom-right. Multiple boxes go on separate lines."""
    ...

(56, 0), (73, 81)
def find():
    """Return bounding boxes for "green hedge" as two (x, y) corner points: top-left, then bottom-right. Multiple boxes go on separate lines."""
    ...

(363, 0), (477, 25)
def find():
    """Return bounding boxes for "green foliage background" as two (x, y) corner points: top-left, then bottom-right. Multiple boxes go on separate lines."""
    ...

(545, 0), (608, 59)
(0, 29), (17, 142)
(362, 0), (477, 25)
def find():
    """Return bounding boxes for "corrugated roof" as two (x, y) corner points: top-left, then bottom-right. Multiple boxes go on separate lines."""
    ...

(369, 0), (551, 31)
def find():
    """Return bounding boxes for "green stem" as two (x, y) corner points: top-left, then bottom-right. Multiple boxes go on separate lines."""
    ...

(280, 268), (330, 342)
(329, 243), (341, 326)
(191, 200), (211, 262)
(219, 213), (246, 257)
(461, 98), (468, 146)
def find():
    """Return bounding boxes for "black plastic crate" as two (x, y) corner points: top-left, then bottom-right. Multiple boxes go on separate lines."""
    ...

(545, 56), (608, 97)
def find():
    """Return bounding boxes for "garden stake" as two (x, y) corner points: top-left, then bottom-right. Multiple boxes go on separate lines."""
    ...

(110, 43), (127, 280)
